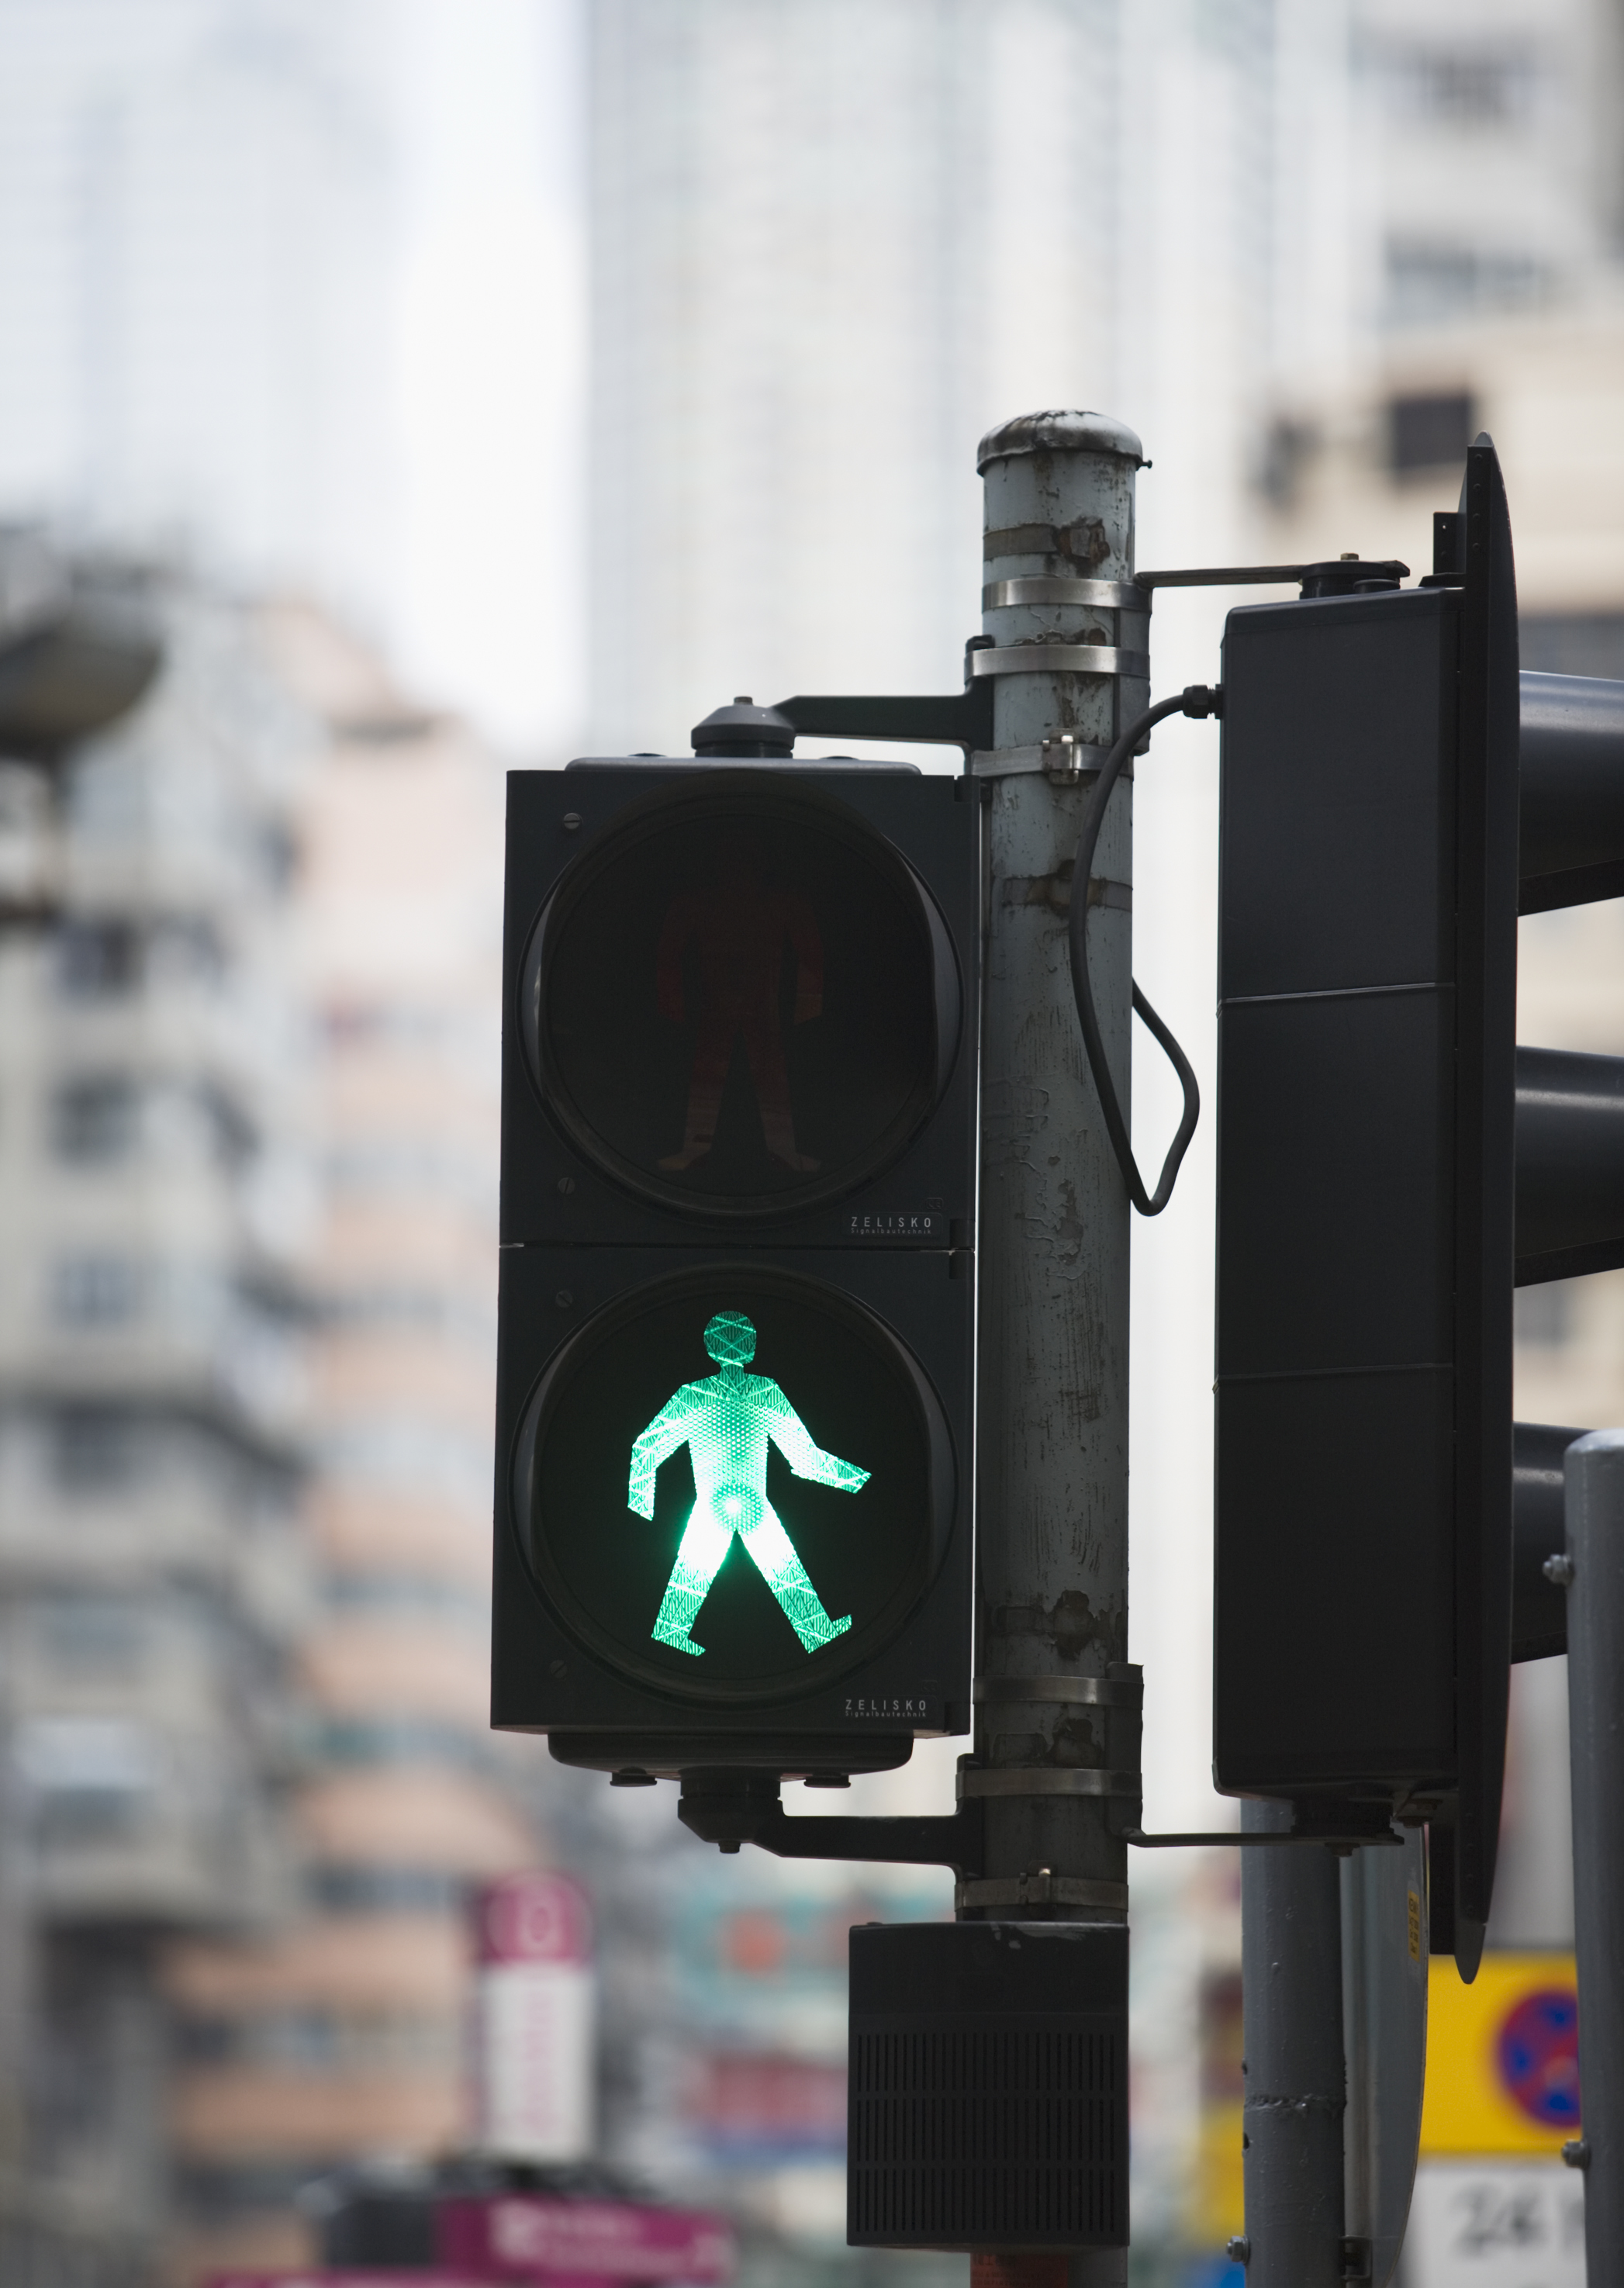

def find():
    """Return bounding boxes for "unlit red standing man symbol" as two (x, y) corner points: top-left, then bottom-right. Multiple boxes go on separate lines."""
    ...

(656, 838), (823, 1173)
(627, 1312), (868, 1656)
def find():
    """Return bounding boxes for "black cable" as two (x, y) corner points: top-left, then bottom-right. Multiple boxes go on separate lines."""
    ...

(1066, 686), (1223, 1216)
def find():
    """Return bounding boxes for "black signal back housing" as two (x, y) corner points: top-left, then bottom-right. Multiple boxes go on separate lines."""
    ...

(1213, 441), (1519, 1959)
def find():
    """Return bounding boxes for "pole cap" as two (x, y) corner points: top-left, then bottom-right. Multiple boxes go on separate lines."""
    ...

(976, 410), (1146, 473)
(691, 697), (796, 758)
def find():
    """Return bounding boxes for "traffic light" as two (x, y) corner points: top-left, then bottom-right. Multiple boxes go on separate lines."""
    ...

(492, 710), (978, 1784)
(1214, 437), (1624, 1971)
(1213, 439), (1519, 1966)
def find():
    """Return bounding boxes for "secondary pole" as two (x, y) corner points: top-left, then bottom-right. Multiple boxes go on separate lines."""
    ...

(966, 410), (1148, 1930)
(1239, 1801), (1346, 2288)
(1561, 1431), (1624, 2272)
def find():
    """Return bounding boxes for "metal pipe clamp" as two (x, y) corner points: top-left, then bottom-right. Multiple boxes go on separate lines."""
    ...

(970, 643), (1151, 680)
(975, 1673), (1143, 1708)
(983, 576), (1151, 612)
(958, 1766), (1141, 1799)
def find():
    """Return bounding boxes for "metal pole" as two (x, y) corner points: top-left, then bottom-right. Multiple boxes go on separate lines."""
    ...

(1560, 1429), (1624, 2269)
(969, 411), (1148, 1927)
(1239, 1799), (1346, 2288)
(966, 410), (1147, 2288)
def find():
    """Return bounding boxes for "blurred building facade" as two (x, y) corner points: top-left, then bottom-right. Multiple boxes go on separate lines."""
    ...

(0, 556), (313, 2282)
(162, 605), (528, 2281)
(0, 551), (532, 2285)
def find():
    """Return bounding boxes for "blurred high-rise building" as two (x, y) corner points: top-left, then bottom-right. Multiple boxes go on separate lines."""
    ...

(161, 604), (534, 2282)
(0, 549), (314, 2283)
(0, 546), (537, 2283)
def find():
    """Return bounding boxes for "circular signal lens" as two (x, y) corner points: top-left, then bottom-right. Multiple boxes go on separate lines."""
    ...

(511, 1263), (953, 1704)
(523, 778), (959, 1218)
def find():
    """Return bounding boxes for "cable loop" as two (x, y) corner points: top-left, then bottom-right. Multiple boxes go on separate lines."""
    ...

(1066, 686), (1221, 1216)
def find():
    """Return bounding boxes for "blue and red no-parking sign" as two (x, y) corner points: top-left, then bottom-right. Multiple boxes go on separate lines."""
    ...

(1496, 1986), (1581, 2129)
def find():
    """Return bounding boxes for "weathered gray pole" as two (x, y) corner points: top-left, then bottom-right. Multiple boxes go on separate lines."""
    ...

(1560, 1430), (1624, 2271)
(965, 410), (1148, 1934)
(1239, 1800), (1346, 2288)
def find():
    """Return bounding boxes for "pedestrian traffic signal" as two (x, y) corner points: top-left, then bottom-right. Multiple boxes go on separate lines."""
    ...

(492, 724), (976, 1782)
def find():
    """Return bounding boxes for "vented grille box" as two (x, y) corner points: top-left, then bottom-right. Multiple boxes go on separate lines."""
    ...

(848, 1921), (1127, 2249)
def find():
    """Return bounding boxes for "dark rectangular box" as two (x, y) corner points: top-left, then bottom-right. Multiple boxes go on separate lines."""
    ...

(1215, 588), (1465, 1802)
(848, 1922), (1127, 2250)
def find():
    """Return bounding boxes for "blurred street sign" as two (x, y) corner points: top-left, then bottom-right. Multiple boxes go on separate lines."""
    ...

(207, 2275), (496, 2287)
(1421, 1952), (1581, 2158)
(472, 1872), (595, 2165)
(438, 2196), (735, 2283)
(1402, 2164), (1584, 2288)
(1406, 1945), (1584, 2285)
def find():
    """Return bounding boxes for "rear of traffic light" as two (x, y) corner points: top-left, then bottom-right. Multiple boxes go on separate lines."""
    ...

(1213, 441), (1519, 1962)
(492, 726), (977, 1783)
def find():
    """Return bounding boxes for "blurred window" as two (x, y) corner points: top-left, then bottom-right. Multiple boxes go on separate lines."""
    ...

(16, 1715), (157, 1844)
(307, 1863), (466, 1915)
(147, 915), (224, 988)
(177, 2006), (459, 2072)
(36, 1595), (146, 1675)
(199, 1080), (257, 1166)
(1387, 390), (1475, 474)
(331, 1285), (447, 1329)
(52, 1406), (144, 1491)
(52, 1254), (143, 1327)
(313, 1716), (493, 1771)
(324, 1573), (489, 1626)
(56, 921), (143, 998)
(1398, 47), (1536, 126)
(50, 1074), (140, 1163)
(1256, 415), (1319, 511)
(174, 2162), (316, 2221)
(0, 763), (57, 911)
(1385, 242), (1548, 324)
(1515, 1283), (1573, 1350)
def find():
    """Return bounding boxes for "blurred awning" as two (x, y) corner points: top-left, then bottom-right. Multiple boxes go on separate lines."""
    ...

(0, 551), (163, 759)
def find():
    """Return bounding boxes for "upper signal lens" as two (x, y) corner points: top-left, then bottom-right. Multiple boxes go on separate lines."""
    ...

(523, 779), (960, 1218)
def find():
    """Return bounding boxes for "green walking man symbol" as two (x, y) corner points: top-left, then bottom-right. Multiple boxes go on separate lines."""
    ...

(628, 1312), (868, 1657)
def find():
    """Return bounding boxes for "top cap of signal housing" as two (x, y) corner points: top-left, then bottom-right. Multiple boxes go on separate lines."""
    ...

(692, 697), (796, 759)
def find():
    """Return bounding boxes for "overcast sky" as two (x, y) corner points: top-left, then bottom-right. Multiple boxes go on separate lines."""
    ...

(389, 0), (587, 755)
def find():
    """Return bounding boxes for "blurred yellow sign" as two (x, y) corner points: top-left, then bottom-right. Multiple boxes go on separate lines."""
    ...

(1191, 1967), (1245, 2242)
(1420, 1953), (1579, 2158)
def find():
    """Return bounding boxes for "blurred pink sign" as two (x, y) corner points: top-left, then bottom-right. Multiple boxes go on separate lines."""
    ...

(479, 1871), (593, 1967)
(206, 2274), (502, 2287)
(439, 2196), (735, 2283)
